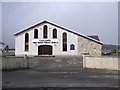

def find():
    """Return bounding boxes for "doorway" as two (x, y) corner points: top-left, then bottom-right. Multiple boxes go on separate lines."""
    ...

(38, 45), (52, 55)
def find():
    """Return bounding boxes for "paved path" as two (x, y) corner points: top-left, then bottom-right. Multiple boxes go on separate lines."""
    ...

(2, 56), (119, 89)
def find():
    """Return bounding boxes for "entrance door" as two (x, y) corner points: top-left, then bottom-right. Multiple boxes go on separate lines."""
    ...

(38, 45), (52, 55)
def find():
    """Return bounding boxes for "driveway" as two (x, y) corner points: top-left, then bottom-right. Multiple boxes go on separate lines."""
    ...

(2, 56), (119, 89)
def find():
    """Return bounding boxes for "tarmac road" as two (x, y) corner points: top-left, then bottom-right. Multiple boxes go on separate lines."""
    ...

(2, 56), (119, 90)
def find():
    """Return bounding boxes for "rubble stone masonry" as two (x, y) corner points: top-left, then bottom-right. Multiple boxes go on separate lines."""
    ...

(78, 36), (102, 56)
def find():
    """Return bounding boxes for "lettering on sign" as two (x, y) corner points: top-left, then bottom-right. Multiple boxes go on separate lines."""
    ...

(32, 39), (58, 44)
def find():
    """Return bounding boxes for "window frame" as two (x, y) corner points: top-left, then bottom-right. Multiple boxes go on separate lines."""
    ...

(70, 44), (75, 50)
(25, 33), (29, 51)
(34, 29), (38, 39)
(63, 32), (67, 51)
(53, 28), (57, 39)
(43, 25), (48, 38)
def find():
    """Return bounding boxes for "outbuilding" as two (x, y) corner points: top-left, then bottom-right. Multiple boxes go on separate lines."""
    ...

(14, 20), (102, 56)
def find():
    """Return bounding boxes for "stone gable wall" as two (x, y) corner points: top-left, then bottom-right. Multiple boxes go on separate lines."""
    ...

(78, 36), (102, 56)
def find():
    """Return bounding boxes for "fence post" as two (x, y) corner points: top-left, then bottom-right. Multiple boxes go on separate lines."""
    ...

(83, 55), (86, 68)
(24, 54), (29, 68)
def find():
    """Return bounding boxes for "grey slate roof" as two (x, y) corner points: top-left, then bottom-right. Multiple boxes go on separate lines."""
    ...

(88, 36), (100, 41)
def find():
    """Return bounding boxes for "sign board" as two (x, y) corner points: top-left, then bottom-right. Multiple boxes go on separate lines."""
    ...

(32, 39), (58, 44)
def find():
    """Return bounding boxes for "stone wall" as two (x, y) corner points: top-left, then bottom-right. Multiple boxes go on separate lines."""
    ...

(78, 36), (102, 56)
(83, 55), (119, 70)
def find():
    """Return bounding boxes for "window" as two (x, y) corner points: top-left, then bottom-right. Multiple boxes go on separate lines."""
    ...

(70, 44), (75, 50)
(43, 25), (48, 38)
(53, 28), (57, 38)
(25, 33), (29, 51)
(63, 32), (67, 51)
(34, 29), (38, 38)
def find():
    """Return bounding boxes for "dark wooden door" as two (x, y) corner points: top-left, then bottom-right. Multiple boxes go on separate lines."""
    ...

(38, 45), (52, 55)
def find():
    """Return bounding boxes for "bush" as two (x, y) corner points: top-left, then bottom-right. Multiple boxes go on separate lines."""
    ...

(111, 49), (117, 54)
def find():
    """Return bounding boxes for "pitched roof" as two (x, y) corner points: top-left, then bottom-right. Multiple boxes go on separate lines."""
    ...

(88, 36), (100, 41)
(14, 20), (102, 44)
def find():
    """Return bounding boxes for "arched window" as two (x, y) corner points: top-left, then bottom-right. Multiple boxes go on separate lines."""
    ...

(70, 44), (75, 50)
(53, 28), (57, 38)
(25, 33), (29, 51)
(63, 32), (67, 51)
(34, 29), (38, 38)
(43, 25), (47, 38)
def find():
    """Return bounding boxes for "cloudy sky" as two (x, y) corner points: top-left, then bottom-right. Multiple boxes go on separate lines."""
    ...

(2, 2), (118, 48)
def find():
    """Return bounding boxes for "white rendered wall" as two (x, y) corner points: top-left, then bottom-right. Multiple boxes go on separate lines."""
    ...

(46, 23), (78, 55)
(15, 23), (78, 56)
(15, 33), (25, 56)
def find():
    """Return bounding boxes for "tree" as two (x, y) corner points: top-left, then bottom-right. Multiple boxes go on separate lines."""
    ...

(111, 48), (117, 54)
(4, 45), (9, 51)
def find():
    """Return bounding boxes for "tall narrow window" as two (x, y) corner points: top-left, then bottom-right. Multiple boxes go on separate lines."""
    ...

(63, 32), (67, 51)
(43, 25), (47, 38)
(53, 28), (57, 38)
(34, 29), (38, 38)
(25, 33), (29, 51)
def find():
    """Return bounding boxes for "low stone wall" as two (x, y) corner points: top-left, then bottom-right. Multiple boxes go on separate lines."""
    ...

(83, 55), (119, 70)
(2, 56), (29, 70)
(2, 51), (15, 57)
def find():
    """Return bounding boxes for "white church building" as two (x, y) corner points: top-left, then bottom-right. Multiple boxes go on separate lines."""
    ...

(14, 20), (102, 56)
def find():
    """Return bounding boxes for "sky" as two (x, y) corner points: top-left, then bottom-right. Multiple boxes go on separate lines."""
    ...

(2, 2), (118, 48)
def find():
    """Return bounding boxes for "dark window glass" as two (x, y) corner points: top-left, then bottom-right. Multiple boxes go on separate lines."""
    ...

(25, 33), (29, 51)
(34, 29), (38, 38)
(63, 32), (67, 51)
(70, 44), (75, 50)
(53, 29), (57, 38)
(43, 25), (47, 38)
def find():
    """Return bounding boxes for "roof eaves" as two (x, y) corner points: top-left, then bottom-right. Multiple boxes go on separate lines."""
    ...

(45, 21), (103, 44)
(14, 20), (47, 36)
(14, 20), (103, 44)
